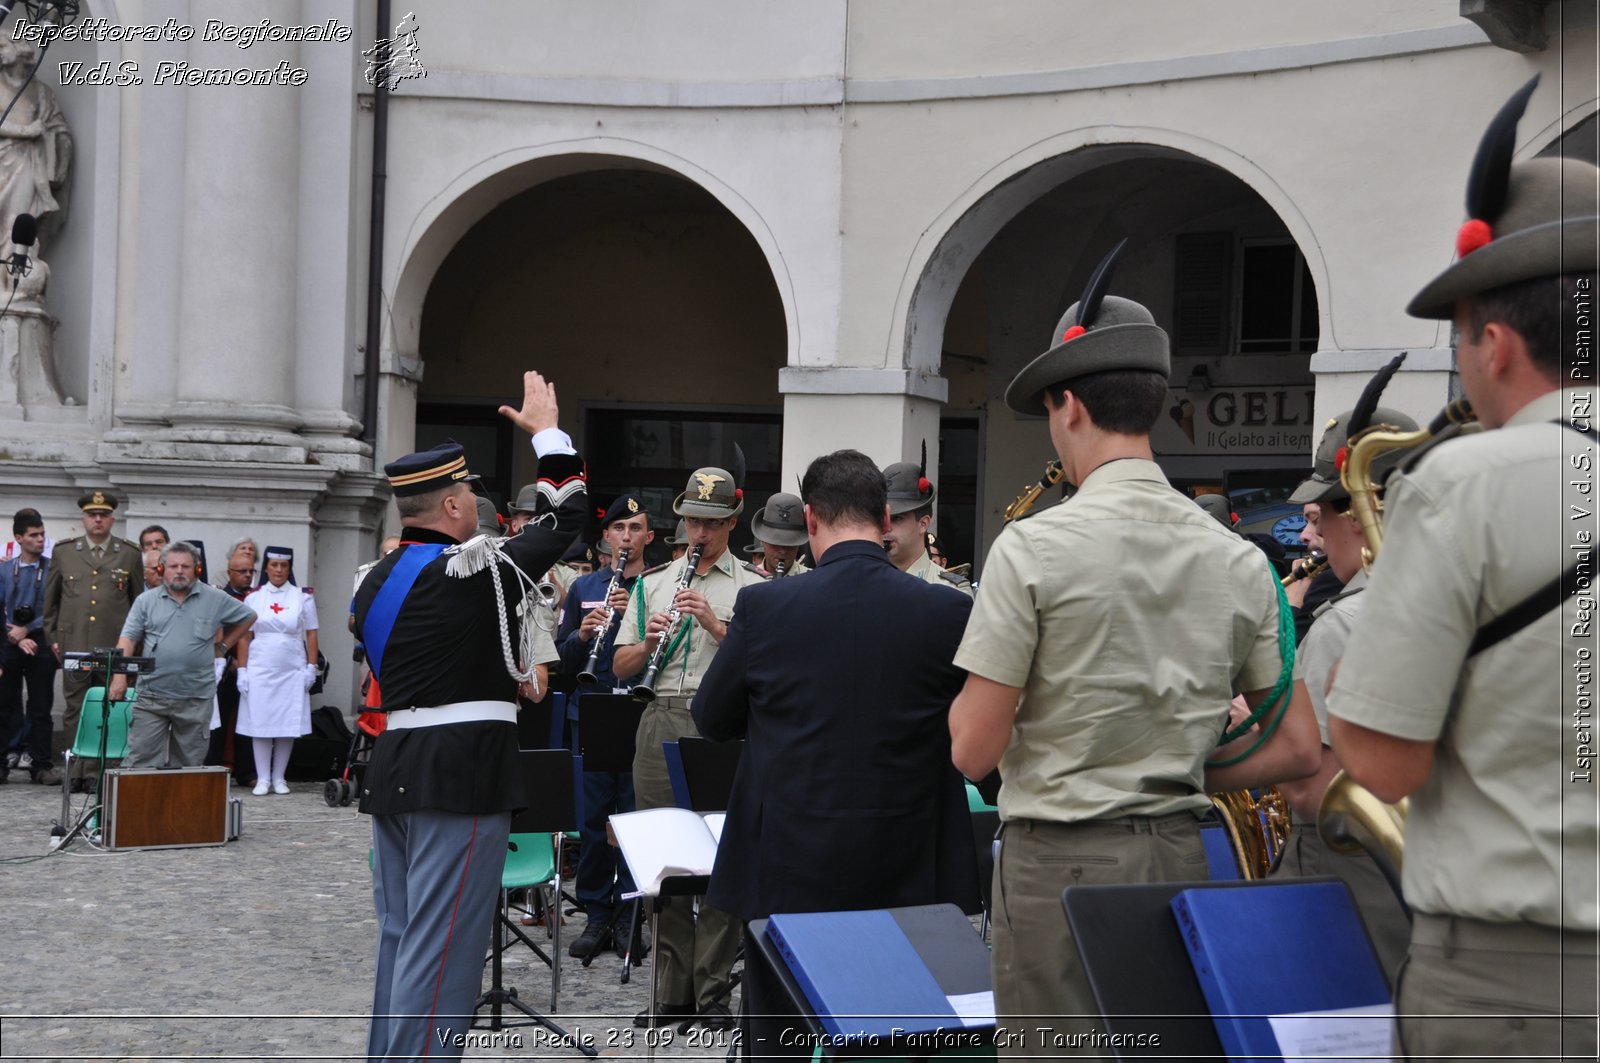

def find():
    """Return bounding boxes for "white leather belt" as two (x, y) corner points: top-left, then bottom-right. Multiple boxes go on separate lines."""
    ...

(386, 701), (517, 729)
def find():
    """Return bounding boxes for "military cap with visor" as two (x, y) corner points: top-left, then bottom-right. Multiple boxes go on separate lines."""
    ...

(750, 491), (808, 547)
(384, 441), (478, 498)
(78, 489), (118, 513)
(672, 466), (744, 519)
(1005, 238), (1171, 416)
(1408, 75), (1599, 319)
(601, 494), (649, 529)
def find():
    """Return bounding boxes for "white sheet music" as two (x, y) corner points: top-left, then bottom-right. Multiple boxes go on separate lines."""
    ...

(1266, 1003), (1396, 1061)
(609, 807), (721, 896)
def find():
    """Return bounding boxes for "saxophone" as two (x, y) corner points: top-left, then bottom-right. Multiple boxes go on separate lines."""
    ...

(1314, 398), (1478, 888)
(1003, 460), (1065, 522)
(632, 544), (704, 704)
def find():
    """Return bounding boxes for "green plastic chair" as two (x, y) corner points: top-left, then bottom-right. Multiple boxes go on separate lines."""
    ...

(59, 686), (137, 826)
(70, 686), (137, 759)
(965, 781), (997, 813)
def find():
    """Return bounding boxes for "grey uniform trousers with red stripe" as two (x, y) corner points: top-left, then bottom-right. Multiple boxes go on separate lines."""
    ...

(367, 809), (511, 1062)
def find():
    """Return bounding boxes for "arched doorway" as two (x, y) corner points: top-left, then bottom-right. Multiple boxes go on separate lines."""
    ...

(915, 145), (1323, 566)
(411, 163), (787, 559)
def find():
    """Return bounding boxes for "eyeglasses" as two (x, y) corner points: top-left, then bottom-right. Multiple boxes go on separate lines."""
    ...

(228, 567), (254, 576)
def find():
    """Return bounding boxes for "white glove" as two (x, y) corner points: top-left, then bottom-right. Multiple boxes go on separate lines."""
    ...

(213, 658), (225, 681)
(235, 668), (249, 694)
(304, 663), (319, 691)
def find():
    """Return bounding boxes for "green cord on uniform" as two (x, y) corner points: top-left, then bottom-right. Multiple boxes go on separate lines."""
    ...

(1206, 559), (1297, 768)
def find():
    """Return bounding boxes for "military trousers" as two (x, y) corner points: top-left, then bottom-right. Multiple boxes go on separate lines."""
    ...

(1270, 821), (1410, 980)
(632, 697), (738, 1009)
(992, 812), (1208, 1059)
(1397, 912), (1597, 1062)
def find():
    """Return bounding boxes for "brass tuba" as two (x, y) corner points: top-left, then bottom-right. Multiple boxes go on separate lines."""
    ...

(1318, 770), (1407, 900)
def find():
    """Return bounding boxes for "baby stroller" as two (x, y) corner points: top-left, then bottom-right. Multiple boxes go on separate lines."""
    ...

(324, 709), (385, 807)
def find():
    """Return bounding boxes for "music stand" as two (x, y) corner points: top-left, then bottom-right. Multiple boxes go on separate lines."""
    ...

(1062, 879), (1262, 1059)
(669, 736), (745, 1035)
(676, 736), (742, 811)
(55, 648), (154, 850)
(574, 694), (646, 971)
(474, 748), (597, 1057)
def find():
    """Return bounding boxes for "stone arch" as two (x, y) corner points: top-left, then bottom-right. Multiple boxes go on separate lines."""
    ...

(388, 138), (797, 364)
(892, 126), (1328, 375)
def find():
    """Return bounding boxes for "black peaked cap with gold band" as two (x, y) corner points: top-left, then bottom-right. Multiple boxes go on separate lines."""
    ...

(1408, 75), (1600, 319)
(673, 466), (743, 519)
(384, 441), (476, 497)
(1005, 238), (1171, 416)
(750, 491), (808, 547)
(78, 489), (118, 513)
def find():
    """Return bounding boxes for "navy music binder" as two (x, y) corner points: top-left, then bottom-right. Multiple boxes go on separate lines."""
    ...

(1171, 881), (1391, 1062)
(764, 904), (993, 1044)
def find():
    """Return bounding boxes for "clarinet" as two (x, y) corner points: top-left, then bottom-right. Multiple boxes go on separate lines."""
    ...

(632, 543), (704, 703)
(772, 559), (787, 579)
(577, 546), (631, 684)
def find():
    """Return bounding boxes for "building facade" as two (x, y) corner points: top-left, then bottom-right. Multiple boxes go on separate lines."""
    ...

(2, 0), (1594, 700)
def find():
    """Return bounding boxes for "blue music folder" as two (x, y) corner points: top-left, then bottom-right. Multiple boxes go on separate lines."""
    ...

(765, 904), (994, 1045)
(1171, 881), (1392, 1062)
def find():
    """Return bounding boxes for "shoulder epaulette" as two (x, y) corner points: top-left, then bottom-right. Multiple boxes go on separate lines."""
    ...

(59, 535), (83, 547)
(641, 560), (674, 576)
(937, 568), (971, 587)
(741, 561), (769, 578)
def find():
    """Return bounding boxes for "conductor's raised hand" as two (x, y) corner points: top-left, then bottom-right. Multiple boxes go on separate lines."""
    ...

(498, 371), (560, 436)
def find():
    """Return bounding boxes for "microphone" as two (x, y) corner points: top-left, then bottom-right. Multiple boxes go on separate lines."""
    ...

(7, 213), (34, 278)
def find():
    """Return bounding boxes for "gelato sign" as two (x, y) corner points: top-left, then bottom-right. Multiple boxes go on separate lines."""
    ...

(1156, 387), (1316, 456)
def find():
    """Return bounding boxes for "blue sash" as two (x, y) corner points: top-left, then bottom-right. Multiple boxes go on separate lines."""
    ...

(363, 543), (445, 682)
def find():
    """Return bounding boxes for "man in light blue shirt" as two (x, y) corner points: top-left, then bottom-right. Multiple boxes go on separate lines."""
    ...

(111, 541), (256, 769)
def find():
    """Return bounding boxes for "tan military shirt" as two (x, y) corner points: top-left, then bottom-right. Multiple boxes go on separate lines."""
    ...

(955, 459), (1283, 823)
(1295, 568), (1368, 744)
(43, 535), (142, 651)
(1328, 389), (1597, 930)
(905, 552), (972, 596)
(614, 547), (765, 698)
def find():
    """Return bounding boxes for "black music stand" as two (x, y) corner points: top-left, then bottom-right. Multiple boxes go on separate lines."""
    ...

(574, 693), (647, 971)
(474, 748), (597, 1057)
(1062, 879), (1264, 1059)
(55, 648), (155, 850)
(676, 736), (742, 811)
(670, 737), (745, 1034)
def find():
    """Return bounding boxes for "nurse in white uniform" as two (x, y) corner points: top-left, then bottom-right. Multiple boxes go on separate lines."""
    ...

(236, 546), (319, 795)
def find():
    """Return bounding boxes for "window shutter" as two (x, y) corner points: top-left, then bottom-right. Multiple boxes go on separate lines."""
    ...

(1174, 233), (1232, 356)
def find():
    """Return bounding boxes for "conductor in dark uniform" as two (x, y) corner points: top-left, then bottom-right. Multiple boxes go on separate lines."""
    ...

(694, 448), (981, 1057)
(352, 372), (586, 1063)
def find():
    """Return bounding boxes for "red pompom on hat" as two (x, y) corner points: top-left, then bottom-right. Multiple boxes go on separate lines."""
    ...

(918, 477), (931, 495)
(735, 488), (743, 500)
(1335, 446), (1349, 473)
(1456, 218), (1493, 258)
(1061, 324), (1086, 343)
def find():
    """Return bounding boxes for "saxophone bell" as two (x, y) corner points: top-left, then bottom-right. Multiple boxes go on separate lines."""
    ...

(1003, 460), (1065, 523)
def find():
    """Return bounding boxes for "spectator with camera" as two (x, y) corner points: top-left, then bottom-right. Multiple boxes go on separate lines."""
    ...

(0, 508), (59, 784)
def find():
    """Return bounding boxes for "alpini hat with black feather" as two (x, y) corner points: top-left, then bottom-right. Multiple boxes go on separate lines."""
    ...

(1408, 75), (1599, 320)
(1005, 238), (1171, 416)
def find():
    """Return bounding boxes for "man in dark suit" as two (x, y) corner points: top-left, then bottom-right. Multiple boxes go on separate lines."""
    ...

(693, 448), (981, 1058)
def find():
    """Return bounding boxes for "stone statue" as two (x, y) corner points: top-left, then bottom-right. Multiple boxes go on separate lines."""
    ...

(0, 34), (72, 410)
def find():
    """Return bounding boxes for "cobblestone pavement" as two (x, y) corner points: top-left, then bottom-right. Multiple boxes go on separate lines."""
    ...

(0, 776), (741, 1062)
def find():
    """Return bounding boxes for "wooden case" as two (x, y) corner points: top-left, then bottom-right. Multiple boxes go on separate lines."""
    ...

(103, 767), (229, 850)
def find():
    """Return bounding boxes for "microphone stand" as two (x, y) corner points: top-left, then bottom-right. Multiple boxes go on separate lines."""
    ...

(53, 647), (153, 850)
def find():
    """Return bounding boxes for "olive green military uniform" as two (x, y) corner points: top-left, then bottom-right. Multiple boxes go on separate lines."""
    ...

(43, 533), (141, 779)
(959, 244), (1286, 1055)
(1330, 391), (1598, 1058)
(1268, 569), (1410, 978)
(613, 467), (766, 1016)
(1324, 79), (1598, 1062)
(903, 551), (971, 595)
